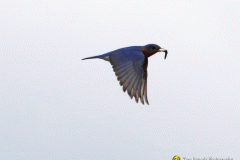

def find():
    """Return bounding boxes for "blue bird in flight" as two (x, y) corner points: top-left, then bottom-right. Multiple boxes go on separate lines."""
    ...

(82, 44), (168, 105)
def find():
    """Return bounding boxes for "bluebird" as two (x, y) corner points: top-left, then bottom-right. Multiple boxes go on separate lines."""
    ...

(82, 44), (168, 105)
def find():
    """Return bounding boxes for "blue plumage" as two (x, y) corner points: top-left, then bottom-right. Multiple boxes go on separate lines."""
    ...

(82, 44), (168, 105)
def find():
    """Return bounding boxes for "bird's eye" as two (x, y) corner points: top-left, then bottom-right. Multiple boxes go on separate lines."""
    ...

(152, 46), (155, 50)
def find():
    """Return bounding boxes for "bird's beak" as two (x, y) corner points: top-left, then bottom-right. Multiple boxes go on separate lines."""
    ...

(158, 48), (168, 59)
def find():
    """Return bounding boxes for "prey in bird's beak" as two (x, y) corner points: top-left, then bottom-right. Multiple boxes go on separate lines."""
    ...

(158, 48), (168, 59)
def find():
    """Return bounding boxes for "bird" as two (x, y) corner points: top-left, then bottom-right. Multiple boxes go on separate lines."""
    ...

(82, 44), (168, 105)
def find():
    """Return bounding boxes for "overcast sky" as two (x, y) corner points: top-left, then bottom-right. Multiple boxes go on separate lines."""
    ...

(0, 1), (239, 160)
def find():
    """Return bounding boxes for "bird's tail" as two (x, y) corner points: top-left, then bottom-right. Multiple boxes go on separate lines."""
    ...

(82, 53), (111, 61)
(82, 55), (102, 60)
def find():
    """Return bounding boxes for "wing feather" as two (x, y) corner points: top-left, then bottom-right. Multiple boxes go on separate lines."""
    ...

(140, 80), (145, 104)
(117, 67), (133, 81)
(127, 73), (138, 98)
(119, 69), (134, 86)
(122, 73), (135, 92)
(109, 49), (149, 104)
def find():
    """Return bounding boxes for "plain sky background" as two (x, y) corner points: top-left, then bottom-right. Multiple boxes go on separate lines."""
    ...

(0, 1), (239, 160)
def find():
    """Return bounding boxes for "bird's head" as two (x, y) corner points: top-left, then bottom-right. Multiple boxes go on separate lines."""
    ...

(141, 44), (168, 59)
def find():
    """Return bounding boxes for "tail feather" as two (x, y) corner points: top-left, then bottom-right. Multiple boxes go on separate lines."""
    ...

(82, 55), (102, 60)
(82, 53), (111, 61)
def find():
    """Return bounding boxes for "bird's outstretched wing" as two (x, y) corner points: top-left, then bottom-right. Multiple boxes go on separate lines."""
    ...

(109, 48), (149, 105)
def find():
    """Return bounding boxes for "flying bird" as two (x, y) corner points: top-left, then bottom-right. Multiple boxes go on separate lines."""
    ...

(82, 44), (168, 105)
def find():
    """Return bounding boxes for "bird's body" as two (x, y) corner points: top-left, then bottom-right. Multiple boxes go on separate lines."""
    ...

(82, 44), (168, 105)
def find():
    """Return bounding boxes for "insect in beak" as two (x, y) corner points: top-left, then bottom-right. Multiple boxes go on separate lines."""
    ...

(158, 48), (168, 59)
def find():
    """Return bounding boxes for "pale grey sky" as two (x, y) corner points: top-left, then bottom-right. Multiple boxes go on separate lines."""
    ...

(0, 1), (239, 160)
